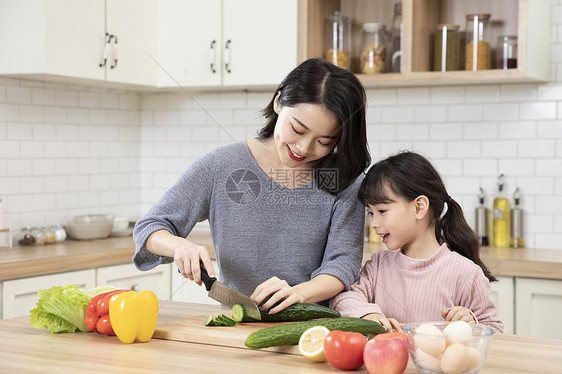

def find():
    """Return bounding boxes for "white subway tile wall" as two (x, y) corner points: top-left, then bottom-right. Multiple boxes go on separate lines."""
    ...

(0, 77), (141, 230)
(2, 4), (562, 249)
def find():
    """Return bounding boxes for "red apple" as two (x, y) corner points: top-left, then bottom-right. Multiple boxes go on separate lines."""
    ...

(363, 335), (409, 374)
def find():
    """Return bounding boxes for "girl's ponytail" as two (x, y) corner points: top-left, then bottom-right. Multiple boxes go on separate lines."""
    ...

(439, 198), (497, 282)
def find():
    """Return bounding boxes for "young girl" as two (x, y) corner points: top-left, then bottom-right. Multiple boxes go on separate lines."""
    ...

(331, 151), (504, 333)
(133, 58), (370, 314)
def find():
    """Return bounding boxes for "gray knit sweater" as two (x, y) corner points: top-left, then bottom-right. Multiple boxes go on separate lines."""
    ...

(133, 141), (365, 301)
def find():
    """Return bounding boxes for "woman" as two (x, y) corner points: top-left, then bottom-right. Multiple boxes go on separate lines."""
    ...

(133, 58), (370, 314)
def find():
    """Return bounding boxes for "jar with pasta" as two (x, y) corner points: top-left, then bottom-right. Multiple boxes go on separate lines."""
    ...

(359, 22), (388, 74)
(325, 11), (351, 70)
(465, 14), (491, 71)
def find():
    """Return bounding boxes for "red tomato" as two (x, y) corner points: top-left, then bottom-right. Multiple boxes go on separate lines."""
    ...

(96, 315), (116, 336)
(323, 330), (368, 370)
(85, 315), (99, 331)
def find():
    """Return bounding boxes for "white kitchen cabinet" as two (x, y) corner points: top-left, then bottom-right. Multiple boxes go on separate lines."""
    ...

(96, 262), (171, 301)
(1, 269), (96, 319)
(158, 0), (298, 88)
(490, 276), (514, 334)
(171, 260), (220, 305)
(515, 277), (562, 339)
(0, 0), (158, 86)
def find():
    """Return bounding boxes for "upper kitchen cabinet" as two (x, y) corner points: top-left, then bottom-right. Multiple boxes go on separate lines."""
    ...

(300, 0), (551, 87)
(157, 0), (298, 89)
(0, 0), (158, 87)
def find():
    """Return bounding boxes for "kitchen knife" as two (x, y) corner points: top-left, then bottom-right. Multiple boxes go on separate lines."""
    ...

(199, 266), (261, 321)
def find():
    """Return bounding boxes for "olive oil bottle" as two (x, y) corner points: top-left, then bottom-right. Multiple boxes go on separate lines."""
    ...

(492, 174), (510, 248)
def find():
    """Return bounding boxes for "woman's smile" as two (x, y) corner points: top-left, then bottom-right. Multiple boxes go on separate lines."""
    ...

(287, 145), (307, 161)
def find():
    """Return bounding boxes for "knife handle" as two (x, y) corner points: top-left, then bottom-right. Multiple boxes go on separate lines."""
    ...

(200, 265), (216, 292)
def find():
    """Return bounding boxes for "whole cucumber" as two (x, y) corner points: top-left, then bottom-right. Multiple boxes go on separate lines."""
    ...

(245, 317), (386, 349)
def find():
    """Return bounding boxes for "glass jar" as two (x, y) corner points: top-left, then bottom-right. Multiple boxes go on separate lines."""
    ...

(31, 226), (46, 245)
(44, 225), (56, 244)
(54, 224), (67, 242)
(360, 22), (388, 74)
(465, 14), (491, 71)
(497, 35), (517, 69)
(325, 11), (351, 70)
(434, 24), (460, 72)
(17, 226), (35, 246)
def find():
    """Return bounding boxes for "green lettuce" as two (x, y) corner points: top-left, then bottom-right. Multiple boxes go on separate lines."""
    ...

(30, 284), (117, 334)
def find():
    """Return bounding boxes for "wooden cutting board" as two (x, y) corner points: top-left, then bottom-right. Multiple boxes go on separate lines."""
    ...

(153, 315), (300, 354)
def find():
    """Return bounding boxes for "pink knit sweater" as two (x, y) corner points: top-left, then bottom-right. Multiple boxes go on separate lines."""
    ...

(331, 244), (504, 333)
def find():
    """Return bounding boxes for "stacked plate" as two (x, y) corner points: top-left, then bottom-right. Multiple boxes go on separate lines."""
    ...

(64, 214), (114, 240)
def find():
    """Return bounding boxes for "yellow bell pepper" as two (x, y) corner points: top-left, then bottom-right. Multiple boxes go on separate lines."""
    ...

(108, 290), (159, 344)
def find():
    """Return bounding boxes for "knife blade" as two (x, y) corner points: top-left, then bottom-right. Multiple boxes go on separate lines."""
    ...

(199, 266), (261, 321)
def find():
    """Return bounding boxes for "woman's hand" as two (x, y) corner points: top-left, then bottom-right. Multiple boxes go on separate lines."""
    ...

(441, 306), (476, 324)
(250, 277), (302, 315)
(146, 230), (215, 286)
(363, 313), (402, 332)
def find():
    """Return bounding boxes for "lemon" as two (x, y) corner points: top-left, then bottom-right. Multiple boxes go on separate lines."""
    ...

(298, 325), (330, 362)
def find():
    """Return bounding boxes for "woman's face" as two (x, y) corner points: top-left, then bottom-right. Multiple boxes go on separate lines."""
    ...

(273, 97), (339, 169)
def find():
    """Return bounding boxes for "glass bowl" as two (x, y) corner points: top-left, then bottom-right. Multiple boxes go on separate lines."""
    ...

(402, 322), (494, 374)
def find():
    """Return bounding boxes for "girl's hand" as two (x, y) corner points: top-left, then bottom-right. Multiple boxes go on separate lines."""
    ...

(174, 240), (215, 286)
(363, 313), (402, 332)
(441, 306), (476, 324)
(250, 276), (301, 315)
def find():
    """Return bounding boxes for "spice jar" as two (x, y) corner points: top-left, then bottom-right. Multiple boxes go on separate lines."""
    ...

(44, 225), (56, 244)
(31, 226), (46, 245)
(434, 24), (460, 72)
(54, 225), (67, 242)
(325, 11), (351, 70)
(17, 226), (35, 246)
(465, 14), (491, 71)
(360, 22), (388, 74)
(497, 35), (517, 69)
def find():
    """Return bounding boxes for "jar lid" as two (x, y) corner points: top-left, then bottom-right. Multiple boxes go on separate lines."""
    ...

(362, 22), (385, 32)
(436, 23), (460, 31)
(498, 35), (517, 41)
(327, 11), (348, 22)
(466, 13), (491, 20)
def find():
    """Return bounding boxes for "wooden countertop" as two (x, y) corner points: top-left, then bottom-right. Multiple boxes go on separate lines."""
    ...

(1, 229), (561, 281)
(0, 301), (560, 373)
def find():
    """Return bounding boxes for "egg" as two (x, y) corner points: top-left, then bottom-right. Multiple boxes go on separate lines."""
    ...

(443, 320), (473, 344)
(414, 323), (446, 356)
(415, 347), (442, 371)
(465, 346), (482, 371)
(440, 343), (470, 374)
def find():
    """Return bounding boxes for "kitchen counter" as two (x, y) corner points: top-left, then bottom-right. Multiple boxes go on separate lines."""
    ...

(0, 301), (560, 373)
(1, 229), (561, 281)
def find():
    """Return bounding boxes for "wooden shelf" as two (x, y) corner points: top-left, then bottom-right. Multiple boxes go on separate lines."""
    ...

(299, 0), (551, 87)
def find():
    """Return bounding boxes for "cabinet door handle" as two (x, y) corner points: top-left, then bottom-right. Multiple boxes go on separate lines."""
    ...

(130, 283), (139, 292)
(99, 32), (112, 68)
(209, 40), (217, 73)
(110, 35), (119, 69)
(224, 39), (231, 73)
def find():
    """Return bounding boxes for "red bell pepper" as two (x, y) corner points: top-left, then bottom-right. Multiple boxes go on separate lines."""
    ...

(85, 289), (129, 335)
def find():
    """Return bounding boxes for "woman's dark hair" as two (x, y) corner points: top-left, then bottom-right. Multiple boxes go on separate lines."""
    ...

(258, 58), (370, 194)
(358, 151), (496, 282)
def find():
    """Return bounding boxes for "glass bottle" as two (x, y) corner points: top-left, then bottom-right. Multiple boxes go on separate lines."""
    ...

(325, 11), (351, 70)
(360, 23), (388, 74)
(510, 188), (525, 248)
(475, 187), (489, 246)
(389, 2), (403, 72)
(465, 14), (491, 71)
(492, 174), (510, 248)
(497, 35), (517, 69)
(434, 24), (460, 72)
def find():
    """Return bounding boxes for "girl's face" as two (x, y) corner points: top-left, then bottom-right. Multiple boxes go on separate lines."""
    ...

(366, 188), (420, 251)
(272, 97), (339, 169)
